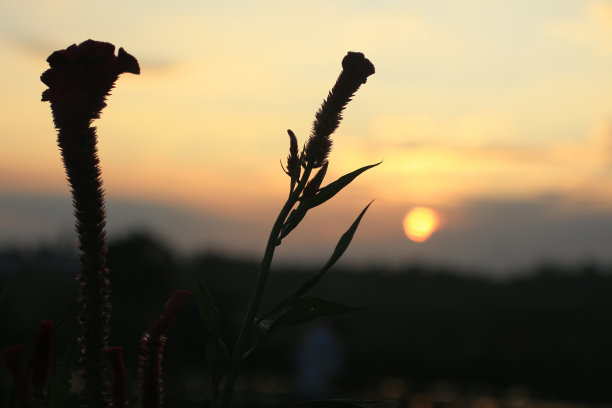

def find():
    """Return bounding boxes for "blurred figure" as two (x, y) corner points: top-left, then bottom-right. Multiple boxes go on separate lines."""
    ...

(295, 322), (345, 399)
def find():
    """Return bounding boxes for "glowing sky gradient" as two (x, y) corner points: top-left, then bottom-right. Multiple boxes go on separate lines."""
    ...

(3, 1), (612, 272)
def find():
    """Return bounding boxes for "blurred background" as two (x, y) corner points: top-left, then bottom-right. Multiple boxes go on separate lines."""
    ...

(2, 1), (612, 406)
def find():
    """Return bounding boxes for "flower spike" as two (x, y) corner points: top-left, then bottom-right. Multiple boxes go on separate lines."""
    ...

(139, 290), (192, 408)
(41, 39), (140, 408)
(304, 52), (375, 167)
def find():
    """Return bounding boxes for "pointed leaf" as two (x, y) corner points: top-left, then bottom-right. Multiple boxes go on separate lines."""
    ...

(307, 162), (380, 209)
(296, 201), (373, 298)
(279, 162), (379, 244)
(278, 203), (309, 242)
(206, 336), (230, 402)
(264, 201), (373, 328)
(268, 296), (359, 334)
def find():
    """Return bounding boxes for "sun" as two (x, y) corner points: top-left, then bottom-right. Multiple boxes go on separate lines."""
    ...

(403, 207), (440, 243)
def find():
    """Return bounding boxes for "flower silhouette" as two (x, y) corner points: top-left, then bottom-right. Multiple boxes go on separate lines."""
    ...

(41, 39), (140, 127)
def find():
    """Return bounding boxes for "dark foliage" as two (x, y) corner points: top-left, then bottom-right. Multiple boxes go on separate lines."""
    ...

(2, 238), (612, 404)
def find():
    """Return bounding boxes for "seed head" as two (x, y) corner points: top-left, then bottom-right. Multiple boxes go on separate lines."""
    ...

(304, 51), (375, 168)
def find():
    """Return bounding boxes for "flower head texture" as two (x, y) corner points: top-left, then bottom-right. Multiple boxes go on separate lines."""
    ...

(304, 51), (375, 167)
(139, 290), (192, 408)
(41, 39), (140, 128)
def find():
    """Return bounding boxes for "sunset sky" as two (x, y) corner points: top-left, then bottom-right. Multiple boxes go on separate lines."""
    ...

(3, 1), (612, 274)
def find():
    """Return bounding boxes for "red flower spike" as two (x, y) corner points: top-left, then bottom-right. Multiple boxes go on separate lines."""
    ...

(106, 347), (128, 408)
(148, 290), (192, 338)
(139, 290), (192, 408)
(41, 40), (140, 408)
(3, 345), (36, 408)
(28, 320), (54, 404)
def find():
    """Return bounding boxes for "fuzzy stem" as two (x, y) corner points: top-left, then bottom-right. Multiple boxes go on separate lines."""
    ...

(221, 166), (312, 408)
(41, 40), (140, 408)
(58, 124), (110, 408)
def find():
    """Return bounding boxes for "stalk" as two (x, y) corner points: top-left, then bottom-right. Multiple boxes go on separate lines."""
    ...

(40, 40), (139, 408)
(221, 167), (312, 408)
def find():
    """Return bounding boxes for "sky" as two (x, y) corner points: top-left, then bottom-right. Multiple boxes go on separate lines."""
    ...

(3, 1), (612, 274)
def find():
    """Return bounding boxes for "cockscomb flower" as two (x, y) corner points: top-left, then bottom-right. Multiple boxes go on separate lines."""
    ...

(304, 52), (375, 167)
(41, 39), (139, 408)
(139, 290), (192, 408)
(41, 39), (140, 128)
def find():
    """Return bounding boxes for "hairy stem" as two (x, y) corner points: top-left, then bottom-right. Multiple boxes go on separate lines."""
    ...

(59, 124), (110, 408)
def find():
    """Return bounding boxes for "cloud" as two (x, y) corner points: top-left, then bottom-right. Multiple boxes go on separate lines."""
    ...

(545, 2), (612, 55)
(0, 193), (262, 255)
(369, 112), (517, 148)
(4, 191), (612, 275)
(337, 194), (612, 275)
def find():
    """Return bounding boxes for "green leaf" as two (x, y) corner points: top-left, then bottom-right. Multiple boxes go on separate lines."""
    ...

(291, 400), (394, 408)
(306, 162), (381, 209)
(278, 203), (309, 243)
(278, 162), (380, 244)
(46, 340), (78, 408)
(195, 276), (220, 335)
(206, 336), (230, 403)
(268, 296), (359, 334)
(262, 201), (372, 331)
(295, 201), (373, 298)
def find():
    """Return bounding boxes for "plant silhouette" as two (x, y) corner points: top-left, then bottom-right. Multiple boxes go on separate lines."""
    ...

(3, 41), (377, 408)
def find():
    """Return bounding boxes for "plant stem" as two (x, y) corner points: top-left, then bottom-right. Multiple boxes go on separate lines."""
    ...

(221, 167), (312, 408)
(58, 125), (111, 408)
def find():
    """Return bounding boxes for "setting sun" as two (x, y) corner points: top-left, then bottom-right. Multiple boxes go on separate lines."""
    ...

(403, 207), (440, 243)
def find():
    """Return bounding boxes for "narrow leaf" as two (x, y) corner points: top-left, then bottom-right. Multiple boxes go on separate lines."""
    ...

(268, 296), (359, 334)
(306, 162), (380, 209)
(278, 204), (309, 243)
(263, 201), (373, 327)
(206, 336), (230, 403)
(296, 201), (373, 298)
(279, 162), (379, 244)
